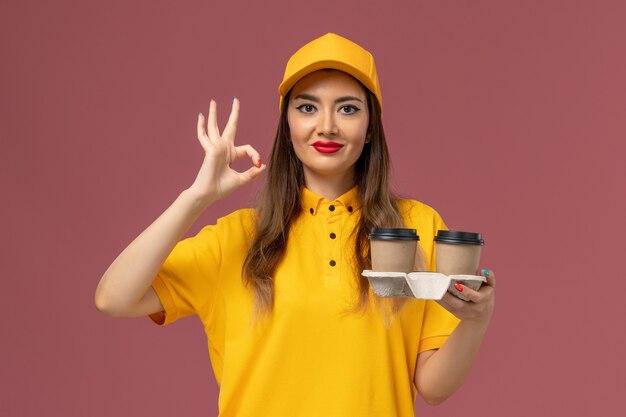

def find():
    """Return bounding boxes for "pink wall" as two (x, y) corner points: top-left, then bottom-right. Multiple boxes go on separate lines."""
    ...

(2, 0), (624, 415)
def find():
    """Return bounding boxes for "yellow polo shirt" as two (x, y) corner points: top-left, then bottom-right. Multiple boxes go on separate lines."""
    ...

(149, 186), (459, 416)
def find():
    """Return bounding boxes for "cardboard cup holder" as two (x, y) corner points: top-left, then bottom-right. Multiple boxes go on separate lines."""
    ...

(362, 271), (486, 300)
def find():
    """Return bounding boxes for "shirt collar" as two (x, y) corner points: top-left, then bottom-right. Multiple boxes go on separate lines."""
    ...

(301, 186), (360, 216)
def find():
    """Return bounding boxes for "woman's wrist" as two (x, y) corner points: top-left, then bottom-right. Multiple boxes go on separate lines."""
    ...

(180, 188), (215, 214)
(458, 313), (492, 334)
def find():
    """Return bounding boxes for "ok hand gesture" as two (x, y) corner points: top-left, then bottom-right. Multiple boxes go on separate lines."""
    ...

(189, 98), (265, 205)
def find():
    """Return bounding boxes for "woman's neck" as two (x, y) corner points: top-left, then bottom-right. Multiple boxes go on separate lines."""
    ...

(303, 171), (355, 200)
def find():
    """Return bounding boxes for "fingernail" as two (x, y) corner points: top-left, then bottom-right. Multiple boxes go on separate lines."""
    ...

(482, 269), (489, 277)
(257, 159), (262, 168)
(232, 96), (235, 103)
(198, 112), (202, 119)
(454, 283), (463, 292)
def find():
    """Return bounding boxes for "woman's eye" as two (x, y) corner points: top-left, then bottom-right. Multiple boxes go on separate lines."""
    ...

(340, 105), (359, 115)
(297, 104), (316, 113)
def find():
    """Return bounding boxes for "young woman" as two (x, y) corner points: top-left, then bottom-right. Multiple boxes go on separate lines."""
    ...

(95, 33), (496, 416)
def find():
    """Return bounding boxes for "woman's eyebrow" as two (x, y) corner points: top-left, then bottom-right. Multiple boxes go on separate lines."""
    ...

(293, 93), (364, 104)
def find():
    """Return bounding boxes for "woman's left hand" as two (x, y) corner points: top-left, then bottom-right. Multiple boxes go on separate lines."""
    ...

(437, 269), (496, 324)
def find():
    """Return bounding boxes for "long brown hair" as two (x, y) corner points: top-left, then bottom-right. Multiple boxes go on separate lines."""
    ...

(243, 74), (413, 316)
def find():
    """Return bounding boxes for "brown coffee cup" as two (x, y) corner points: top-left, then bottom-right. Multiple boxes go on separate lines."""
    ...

(368, 228), (419, 297)
(369, 228), (419, 273)
(434, 230), (485, 300)
(434, 230), (484, 276)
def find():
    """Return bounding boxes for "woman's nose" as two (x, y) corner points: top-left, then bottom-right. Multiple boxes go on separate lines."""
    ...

(316, 110), (338, 136)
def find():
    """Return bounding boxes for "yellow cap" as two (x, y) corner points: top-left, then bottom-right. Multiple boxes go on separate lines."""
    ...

(278, 33), (383, 113)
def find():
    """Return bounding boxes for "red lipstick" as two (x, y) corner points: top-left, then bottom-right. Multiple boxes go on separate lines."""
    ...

(312, 141), (343, 154)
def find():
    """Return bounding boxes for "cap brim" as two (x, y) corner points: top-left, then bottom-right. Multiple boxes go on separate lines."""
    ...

(278, 61), (379, 112)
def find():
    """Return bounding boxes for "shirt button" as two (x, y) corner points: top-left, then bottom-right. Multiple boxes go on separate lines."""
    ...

(329, 260), (336, 267)
(309, 208), (314, 214)
(330, 233), (336, 239)
(348, 206), (353, 212)
(329, 205), (335, 211)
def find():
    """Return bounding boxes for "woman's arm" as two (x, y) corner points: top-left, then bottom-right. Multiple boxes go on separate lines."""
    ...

(415, 269), (496, 405)
(95, 189), (212, 317)
(95, 98), (264, 317)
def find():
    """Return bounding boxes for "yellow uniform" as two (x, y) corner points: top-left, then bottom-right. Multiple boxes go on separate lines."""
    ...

(149, 186), (460, 416)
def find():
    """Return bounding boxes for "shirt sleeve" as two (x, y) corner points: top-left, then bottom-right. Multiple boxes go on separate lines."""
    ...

(418, 300), (460, 353)
(148, 224), (223, 326)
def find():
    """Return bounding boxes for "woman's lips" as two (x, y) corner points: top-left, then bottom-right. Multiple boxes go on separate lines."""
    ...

(312, 141), (343, 154)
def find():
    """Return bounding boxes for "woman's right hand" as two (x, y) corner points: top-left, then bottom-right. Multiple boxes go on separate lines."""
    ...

(188, 98), (265, 205)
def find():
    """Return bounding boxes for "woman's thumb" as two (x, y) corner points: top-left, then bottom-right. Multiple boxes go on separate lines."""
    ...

(238, 164), (266, 184)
